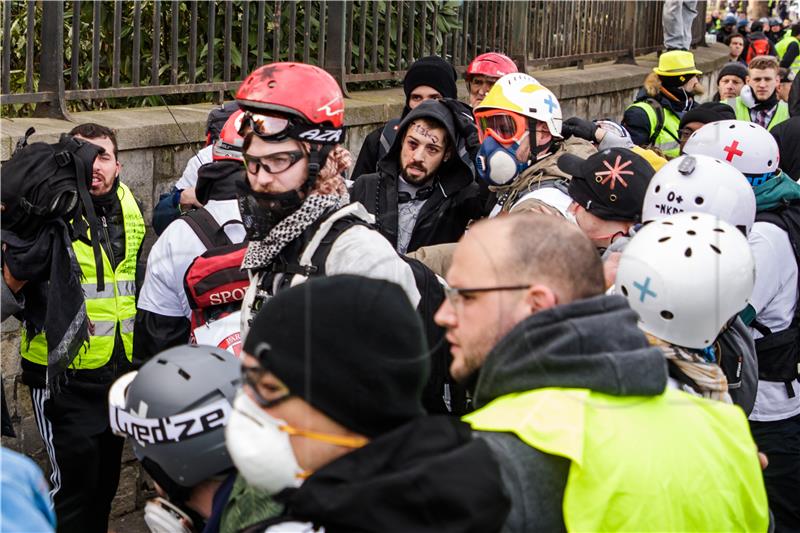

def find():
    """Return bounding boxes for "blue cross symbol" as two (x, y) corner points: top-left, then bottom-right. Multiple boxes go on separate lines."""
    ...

(633, 277), (657, 303)
(544, 94), (558, 113)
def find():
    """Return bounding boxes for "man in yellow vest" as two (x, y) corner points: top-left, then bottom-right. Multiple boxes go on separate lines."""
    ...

(623, 50), (703, 158)
(20, 123), (145, 533)
(434, 213), (769, 532)
(776, 23), (800, 75)
(727, 55), (790, 130)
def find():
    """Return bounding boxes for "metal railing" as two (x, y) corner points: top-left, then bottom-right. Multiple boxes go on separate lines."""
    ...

(1, 1), (683, 119)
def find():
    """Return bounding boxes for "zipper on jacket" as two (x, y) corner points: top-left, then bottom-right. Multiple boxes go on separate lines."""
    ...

(100, 215), (117, 270)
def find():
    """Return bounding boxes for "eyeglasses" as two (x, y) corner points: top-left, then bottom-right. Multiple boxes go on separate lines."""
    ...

(474, 109), (529, 144)
(243, 151), (305, 175)
(443, 284), (530, 306)
(241, 364), (291, 409)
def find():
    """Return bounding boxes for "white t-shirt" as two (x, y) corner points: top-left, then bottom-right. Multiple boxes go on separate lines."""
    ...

(747, 220), (800, 422)
(175, 145), (215, 190)
(138, 199), (246, 319)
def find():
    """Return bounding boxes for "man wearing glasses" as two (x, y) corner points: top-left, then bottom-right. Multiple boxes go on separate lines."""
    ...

(435, 213), (769, 532)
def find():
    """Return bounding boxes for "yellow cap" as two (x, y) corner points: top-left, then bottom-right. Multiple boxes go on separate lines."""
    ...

(631, 146), (668, 171)
(652, 50), (702, 77)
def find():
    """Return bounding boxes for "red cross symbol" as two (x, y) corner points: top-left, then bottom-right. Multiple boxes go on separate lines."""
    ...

(595, 155), (633, 190)
(723, 140), (744, 162)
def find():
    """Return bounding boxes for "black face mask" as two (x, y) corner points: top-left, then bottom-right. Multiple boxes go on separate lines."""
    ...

(236, 179), (305, 241)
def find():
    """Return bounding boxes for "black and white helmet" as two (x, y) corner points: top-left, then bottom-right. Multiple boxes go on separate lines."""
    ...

(108, 345), (241, 498)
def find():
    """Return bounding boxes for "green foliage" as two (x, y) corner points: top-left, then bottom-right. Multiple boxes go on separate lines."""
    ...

(1, 0), (463, 117)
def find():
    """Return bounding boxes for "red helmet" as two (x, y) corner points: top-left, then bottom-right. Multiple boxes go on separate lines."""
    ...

(212, 110), (245, 161)
(466, 52), (518, 80)
(236, 62), (345, 145)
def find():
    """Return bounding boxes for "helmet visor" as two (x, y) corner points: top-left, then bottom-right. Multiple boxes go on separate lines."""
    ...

(474, 110), (528, 144)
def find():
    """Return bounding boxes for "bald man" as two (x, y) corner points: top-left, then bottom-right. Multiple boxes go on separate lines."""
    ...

(435, 214), (768, 532)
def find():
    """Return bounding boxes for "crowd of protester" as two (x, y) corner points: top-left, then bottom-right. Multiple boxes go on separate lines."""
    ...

(2, 6), (800, 532)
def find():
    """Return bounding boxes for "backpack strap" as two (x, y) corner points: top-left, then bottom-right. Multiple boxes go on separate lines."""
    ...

(644, 98), (666, 146)
(182, 208), (233, 249)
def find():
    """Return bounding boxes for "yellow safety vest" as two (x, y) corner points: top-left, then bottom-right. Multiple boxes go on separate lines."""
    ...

(730, 96), (790, 131)
(464, 387), (769, 532)
(775, 34), (800, 74)
(22, 182), (145, 369)
(626, 100), (682, 158)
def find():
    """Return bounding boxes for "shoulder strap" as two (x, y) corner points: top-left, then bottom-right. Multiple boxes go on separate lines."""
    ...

(645, 98), (666, 145)
(378, 118), (401, 161)
(182, 208), (232, 249)
(307, 215), (371, 277)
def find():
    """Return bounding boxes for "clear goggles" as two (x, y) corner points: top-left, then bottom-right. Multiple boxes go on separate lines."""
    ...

(474, 109), (529, 144)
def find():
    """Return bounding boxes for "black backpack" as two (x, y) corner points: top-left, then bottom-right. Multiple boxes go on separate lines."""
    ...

(205, 102), (240, 145)
(272, 214), (469, 416)
(752, 201), (800, 395)
(2, 128), (102, 239)
(1, 128), (109, 288)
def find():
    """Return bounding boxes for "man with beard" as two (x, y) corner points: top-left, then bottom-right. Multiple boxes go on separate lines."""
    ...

(623, 50), (703, 158)
(434, 213), (769, 532)
(19, 123), (146, 533)
(351, 56), (458, 180)
(727, 55), (790, 130)
(350, 99), (482, 254)
(233, 62), (419, 339)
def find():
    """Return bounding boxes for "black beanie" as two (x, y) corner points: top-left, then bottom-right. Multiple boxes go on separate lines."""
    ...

(403, 56), (458, 104)
(718, 62), (748, 84)
(679, 102), (737, 129)
(244, 275), (429, 438)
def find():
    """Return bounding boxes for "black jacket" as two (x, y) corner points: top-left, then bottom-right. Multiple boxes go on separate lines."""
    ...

(350, 100), (483, 253)
(623, 78), (695, 148)
(772, 116), (800, 181)
(250, 416), (510, 533)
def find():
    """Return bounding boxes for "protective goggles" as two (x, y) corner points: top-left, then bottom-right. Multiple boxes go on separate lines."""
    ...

(240, 111), (345, 145)
(474, 109), (528, 144)
(243, 151), (305, 175)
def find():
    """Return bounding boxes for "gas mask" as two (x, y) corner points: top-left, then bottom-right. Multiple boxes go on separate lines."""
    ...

(236, 179), (305, 241)
(475, 134), (529, 186)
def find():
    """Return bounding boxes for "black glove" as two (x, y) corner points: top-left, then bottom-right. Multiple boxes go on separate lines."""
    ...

(562, 117), (598, 142)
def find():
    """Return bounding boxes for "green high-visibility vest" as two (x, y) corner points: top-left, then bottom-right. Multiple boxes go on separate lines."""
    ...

(729, 96), (790, 131)
(464, 387), (769, 532)
(626, 100), (682, 158)
(776, 33), (800, 74)
(22, 182), (145, 369)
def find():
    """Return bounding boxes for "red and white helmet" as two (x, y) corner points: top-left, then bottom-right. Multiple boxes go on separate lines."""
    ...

(235, 62), (345, 145)
(642, 154), (756, 234)
(212, 110), (245, 162)
(682, 120), (780, 180)
(466, 52), (518, 80)
(616, 212), (755, 349)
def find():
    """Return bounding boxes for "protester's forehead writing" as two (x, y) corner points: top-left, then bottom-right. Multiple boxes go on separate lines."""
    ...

(408, 121), (443, 147)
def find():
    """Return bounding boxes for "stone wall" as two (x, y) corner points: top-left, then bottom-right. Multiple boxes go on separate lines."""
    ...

(0, 44), (730, 518)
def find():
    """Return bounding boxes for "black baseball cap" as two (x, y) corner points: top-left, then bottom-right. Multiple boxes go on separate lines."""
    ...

(559, 148), (655, 222)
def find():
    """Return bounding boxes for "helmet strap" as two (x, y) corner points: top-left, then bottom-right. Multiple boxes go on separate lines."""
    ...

(303, 144), (334, 193)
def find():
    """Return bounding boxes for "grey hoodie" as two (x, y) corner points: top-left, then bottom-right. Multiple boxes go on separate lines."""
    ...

(473, 294), (667, 533)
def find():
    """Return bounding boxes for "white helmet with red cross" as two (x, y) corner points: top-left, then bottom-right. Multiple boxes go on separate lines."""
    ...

(682, 120), (780, 183)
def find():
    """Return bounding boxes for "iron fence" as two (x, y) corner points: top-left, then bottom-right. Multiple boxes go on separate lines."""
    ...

(1, 1), (687, 118)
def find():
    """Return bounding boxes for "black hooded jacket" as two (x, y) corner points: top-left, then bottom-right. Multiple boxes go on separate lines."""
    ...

(472, 295), (668, 532)
(249, 416), (510, 533)
(772, 116), (800, 181)
(350, 100), (483, 254)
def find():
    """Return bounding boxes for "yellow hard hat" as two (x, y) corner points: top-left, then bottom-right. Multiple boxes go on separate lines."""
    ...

(652, 50), (702, 77)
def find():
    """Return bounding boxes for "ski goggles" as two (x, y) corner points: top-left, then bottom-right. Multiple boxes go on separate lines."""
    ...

(474, 109), (528, 144)
(240, 111), (345, 145)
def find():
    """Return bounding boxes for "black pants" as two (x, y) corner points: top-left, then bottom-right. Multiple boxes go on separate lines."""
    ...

(30, 381), (124, 533)
(750, 412), (800, 533)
